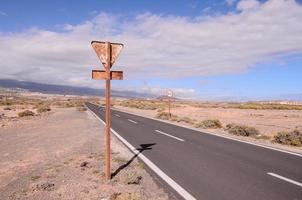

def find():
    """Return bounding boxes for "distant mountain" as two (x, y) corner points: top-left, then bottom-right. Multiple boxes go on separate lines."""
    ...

(156, 95), (179, 101)
(0, 79), (154, 98)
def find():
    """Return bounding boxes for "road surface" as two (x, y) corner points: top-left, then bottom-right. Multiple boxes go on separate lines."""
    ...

(86, 102), (302, 200)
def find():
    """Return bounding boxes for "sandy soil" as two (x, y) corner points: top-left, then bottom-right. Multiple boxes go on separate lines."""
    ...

(114, 105), (302, 136)
(0, 108), (171, 200)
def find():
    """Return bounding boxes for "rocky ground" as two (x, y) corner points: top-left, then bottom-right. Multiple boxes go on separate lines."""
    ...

(0, 108), (171, 200)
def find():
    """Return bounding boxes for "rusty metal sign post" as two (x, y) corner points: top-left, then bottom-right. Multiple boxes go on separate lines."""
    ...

(91, 41), (123, 180)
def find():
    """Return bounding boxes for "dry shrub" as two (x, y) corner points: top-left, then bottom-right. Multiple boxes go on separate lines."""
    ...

(274, 130), (302, 147)
(156, 112), (173, 120)
(156, 112), (195, 125)
(18, 110), (35, 117)
(77, 107), (87, 111)
(195, 119), (222, 129)
(233, 103), (302, 110)
(226, 123), (260, 137)
(255, 134), (271, 140)
(36, 106), (51, 113)
(120, 100), (163, 110)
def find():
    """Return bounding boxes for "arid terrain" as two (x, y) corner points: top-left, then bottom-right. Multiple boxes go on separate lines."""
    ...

(0, 94), (171, 200)
(1, 93), (302, 200)
(112, 98), (302, 152)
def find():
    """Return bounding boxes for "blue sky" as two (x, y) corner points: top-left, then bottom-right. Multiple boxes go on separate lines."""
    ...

(0, 0), (302, 100)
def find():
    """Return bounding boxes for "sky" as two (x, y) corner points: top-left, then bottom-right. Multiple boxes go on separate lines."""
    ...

(0, 0), (302, 100)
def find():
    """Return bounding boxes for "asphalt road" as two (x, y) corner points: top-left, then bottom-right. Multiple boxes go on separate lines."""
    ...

(86, 103), (302, 200)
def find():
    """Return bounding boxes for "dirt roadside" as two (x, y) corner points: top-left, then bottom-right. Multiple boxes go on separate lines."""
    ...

(0, 108), (171, 200)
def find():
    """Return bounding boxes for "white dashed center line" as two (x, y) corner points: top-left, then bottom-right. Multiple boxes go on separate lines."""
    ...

(115, 114), (120, 117)
(128, 119), (138, 124)
(155, 130), (185, 142)
(267, 172), (302, 188)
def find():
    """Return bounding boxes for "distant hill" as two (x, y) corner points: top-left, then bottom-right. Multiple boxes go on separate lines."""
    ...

(156, 95), (179, 101)
(0, 79), (155, 98)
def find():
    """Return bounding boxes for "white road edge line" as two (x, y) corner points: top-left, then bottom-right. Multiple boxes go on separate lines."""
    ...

(267, 172), (302, 188)
(87, 106), (196, 200)
(115, 114), (120, 117)
(155, 130), (185, 142)
(107, 106), (302, 158)
(128, 119), (138, 124)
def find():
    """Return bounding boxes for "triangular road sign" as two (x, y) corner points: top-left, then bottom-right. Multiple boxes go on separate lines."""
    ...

(91, 41), (123, 68)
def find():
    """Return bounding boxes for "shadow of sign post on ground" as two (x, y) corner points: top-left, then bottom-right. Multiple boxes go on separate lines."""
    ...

(111, 143), (156, 178)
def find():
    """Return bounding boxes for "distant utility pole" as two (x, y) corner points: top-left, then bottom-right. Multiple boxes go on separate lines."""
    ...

(167, 90), (173, 118)
(91, 41), (124, 180)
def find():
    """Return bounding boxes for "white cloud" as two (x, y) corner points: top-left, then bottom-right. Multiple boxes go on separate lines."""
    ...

(0, 0), (302, 92)
(237, 0), (260, 11)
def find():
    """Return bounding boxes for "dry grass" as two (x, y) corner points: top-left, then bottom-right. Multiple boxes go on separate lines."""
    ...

(120, 99), (163, 110)
(225, 123), (260, 137)
(189, 101), (302, 110)
(274, 130), (302, 147)
(195, 119), (222, 129)
(36, 105), (51, 113)
(155, 112), (196, 125)
(18, 110), (35, 117)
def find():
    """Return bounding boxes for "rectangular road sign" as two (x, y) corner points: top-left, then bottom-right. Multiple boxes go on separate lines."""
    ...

(92, 70), (123, 80)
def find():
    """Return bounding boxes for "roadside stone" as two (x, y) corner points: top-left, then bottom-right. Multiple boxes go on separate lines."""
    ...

(33, 182), (55, 191)
(127, 176), (142, 185)
(80, 161), (89, 168)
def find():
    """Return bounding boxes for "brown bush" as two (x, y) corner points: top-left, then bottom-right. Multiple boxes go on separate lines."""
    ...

(274, 130), (302, 147)
(156, 112), (173, 120)
(195, 119), (222, 129)
(226, 123), (260, 137)
(18, 110), (35, 117)
(36, 106), (51, 113)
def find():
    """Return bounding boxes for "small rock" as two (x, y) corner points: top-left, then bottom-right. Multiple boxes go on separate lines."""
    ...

(127, 176), (142, 185)
(33, 182), (55, 191)
(80, 161), (89, 167)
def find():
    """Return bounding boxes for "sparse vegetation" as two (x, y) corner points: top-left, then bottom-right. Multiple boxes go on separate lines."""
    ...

(120, 100), (161, 110)
(155, 112), (174, 120)
(156, 112), (196, 124)
(176, 116), (196, 124)
(255, 134), (271, 140)
(77, 106), (87, 111)
(234, 103), (302, 110)
(18, 110), (35, 117)
(113, 156), (128, 164)
(195, 119), (222, 129)
(274, 130), (302, 147)
(226, 123), (260, 137)
(36, 105), (51, 113)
